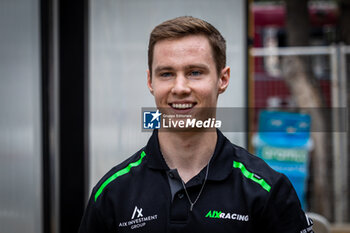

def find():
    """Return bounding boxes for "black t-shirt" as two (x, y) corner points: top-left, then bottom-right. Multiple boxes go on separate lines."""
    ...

(79, 130), (313, 233)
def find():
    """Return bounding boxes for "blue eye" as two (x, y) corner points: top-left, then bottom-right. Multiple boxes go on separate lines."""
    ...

(160, 72), (172, 77)
(190, 71), (202, 76)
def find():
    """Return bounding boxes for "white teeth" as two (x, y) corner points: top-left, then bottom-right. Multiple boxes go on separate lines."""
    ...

(172, 103), (193, 109)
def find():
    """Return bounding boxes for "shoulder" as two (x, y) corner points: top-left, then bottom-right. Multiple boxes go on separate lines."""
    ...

(226, 140), (298, 203)
(228, 143), (311, 232)
(93, 148), (147, 203)
(229, 142), (285, 191)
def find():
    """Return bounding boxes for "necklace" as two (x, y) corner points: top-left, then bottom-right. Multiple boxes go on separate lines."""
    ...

(180, 161), (210, 211)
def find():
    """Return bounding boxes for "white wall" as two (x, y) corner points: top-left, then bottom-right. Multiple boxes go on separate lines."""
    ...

(0, 1), (42, 233)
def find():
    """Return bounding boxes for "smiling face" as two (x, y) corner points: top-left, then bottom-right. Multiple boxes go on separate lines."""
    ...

(147, 35), (230, 121)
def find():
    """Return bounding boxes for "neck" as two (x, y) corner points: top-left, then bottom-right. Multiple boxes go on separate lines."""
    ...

(158, 130), (217, 183)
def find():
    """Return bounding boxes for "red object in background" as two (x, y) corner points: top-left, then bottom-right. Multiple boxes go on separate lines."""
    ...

(251, 2), (336, 110)
(252, 3), (338, 48)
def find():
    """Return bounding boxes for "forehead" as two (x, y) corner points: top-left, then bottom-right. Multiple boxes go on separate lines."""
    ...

(152, 35), (214, 69)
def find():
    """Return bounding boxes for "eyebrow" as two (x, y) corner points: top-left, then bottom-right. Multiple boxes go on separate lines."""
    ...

(184, 64), (209, 71)
(154, 64), (210, 74)
(154, 66), (174, 74)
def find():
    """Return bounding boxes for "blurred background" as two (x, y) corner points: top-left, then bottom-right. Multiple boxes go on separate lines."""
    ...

(0, 0), (349, 233)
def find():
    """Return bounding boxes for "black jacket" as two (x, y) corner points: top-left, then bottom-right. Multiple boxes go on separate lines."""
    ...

(79, 130), (313, 233)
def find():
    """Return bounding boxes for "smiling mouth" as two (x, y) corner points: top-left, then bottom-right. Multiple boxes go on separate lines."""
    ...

(170, 103), (195, 110)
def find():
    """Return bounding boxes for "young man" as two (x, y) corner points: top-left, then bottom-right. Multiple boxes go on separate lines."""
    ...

(79, 16), (313, 233)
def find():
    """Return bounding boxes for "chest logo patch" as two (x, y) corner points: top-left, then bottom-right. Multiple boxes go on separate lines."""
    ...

(205, 210), (249, 222)
(131, 206), (143, 219)
(118, 206), (158, 230)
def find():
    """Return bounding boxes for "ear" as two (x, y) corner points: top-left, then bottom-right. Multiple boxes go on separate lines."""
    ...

(147, 70), (154, 95)
(218, 66), (230, 94)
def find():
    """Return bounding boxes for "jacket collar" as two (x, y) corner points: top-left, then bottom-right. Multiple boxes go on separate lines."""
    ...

(145, 130), (169, 170)
(145, 129), (233, 181)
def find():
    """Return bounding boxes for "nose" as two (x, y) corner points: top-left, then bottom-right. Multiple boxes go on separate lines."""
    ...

(171, 74), (191, 96)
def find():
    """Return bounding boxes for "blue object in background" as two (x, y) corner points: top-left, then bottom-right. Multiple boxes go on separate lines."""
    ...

(254, 110), (312, 209)
(258, 110), (311, 148)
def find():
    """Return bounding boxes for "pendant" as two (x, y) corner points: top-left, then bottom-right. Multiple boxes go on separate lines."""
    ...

(190, 203), (194, 211)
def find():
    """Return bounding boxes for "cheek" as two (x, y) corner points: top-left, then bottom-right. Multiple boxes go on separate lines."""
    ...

(152, 82), (172, 98)
(197, 84), (219, 98)
(153, 89), (168, 103)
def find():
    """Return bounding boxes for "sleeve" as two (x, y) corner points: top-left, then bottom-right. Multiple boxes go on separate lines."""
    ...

(260, 174), (314, 233)
(78, 191), (111, 233)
